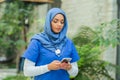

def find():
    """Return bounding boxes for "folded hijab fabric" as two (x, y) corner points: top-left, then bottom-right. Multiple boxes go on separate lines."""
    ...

(31, 8), (68, 52)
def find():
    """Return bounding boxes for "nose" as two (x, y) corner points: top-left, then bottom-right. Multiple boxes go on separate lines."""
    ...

(58, 22), (62, 26)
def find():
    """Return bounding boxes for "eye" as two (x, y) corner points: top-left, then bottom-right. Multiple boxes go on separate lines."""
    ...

(52, 19), (58, 23)
(61, 21), (64, 24)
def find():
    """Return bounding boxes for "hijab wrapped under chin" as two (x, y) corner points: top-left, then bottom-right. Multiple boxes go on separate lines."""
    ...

(31, 8), (68, 53)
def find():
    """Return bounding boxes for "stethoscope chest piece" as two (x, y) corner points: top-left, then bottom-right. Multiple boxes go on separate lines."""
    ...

(55, 49), (61, 57)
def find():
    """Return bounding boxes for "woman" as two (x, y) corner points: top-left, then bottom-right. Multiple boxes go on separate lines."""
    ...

(22, 8), (80, 80)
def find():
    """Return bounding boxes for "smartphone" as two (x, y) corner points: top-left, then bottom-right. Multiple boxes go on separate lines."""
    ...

(61, 58), (72, 63)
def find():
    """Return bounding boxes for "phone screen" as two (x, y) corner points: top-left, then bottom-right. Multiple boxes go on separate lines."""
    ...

(61, 58), (72, 63)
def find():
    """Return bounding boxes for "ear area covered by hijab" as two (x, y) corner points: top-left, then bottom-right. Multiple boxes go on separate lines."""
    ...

(31, 8), (68, 54)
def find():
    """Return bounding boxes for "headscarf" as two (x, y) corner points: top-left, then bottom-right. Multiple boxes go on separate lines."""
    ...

(31, 8), (68, 52)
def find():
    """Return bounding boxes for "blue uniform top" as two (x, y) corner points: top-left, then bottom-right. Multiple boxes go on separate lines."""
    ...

(23, 8), (80, 80)
(22, 38), (80, 80)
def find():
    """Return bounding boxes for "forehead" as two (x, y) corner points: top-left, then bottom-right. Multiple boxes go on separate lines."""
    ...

(53, 14), (64, 19)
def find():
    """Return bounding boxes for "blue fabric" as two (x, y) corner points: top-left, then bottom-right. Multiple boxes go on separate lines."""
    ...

(23, 39), (80, 80)
(32, 8), (68, 52)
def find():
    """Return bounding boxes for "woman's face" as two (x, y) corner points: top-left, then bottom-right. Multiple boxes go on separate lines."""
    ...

(51, 14), (64, 33)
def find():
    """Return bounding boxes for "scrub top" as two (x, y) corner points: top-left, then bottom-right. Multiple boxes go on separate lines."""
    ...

(23, 39), (80, 80)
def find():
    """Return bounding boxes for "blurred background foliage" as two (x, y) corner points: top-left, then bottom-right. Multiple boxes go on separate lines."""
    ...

(73, 19), (120, 80)
(0, 0), (33, 65)
(3, 74), (29, 80)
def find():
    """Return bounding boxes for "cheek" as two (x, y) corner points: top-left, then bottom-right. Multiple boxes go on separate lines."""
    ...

(51, 24), (57, 32)
(51, 24), (56, 29)
(61, 24), (64, 29)
(62, 24), (64, 28)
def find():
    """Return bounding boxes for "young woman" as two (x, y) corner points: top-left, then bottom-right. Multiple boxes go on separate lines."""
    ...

(22, 8), (80, 80)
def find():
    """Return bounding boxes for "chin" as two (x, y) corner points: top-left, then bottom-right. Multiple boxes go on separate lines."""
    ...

(54, 31), (60, 34)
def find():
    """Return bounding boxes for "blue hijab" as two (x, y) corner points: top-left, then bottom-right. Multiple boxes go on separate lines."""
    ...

(31, 8), (68, 52)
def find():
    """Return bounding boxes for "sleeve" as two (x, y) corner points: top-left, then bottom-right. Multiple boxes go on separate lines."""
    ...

(24, 59), (50, 76)
(67, 62), (79, 77)
(70, 41), (80, 63)
(22, 39), (40, 62)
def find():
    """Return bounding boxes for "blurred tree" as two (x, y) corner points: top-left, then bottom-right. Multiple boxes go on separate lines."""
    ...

(0, 0), (33, 68)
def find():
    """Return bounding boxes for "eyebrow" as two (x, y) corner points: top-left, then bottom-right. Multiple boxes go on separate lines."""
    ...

(53, 18), (64, 21)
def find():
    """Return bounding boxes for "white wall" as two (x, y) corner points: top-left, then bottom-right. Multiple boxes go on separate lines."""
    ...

(61, 0), (117, 38)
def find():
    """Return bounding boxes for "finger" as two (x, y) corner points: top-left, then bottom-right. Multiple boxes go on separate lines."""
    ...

(67, 65), (71, 70)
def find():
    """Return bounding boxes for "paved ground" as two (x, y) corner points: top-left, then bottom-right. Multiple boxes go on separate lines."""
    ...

(0, 69), (17, 80)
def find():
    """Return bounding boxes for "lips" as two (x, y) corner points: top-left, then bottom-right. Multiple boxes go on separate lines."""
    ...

(56, 28), (62, 31)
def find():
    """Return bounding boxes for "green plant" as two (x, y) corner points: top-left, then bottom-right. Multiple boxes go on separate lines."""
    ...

(73, 19), (120, 80)
(0, 0), (33, 63)
(3, 74), (30, 80)
(75, 45), (114, 80)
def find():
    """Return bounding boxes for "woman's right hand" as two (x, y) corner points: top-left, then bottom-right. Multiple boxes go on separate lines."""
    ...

(48, 60), (61, 70)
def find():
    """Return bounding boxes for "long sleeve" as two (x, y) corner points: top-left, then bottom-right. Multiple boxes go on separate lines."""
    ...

(23, 59), (50, 76)
(67, 62), (79, 77)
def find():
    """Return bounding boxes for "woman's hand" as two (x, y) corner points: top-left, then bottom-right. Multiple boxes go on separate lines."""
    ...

(48, 60), (61, 70)
(60, 62), (72, 70)
(48, 60), (72, 71)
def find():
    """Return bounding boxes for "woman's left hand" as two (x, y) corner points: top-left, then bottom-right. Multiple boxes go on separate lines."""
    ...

(60, 62), (72, 70)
